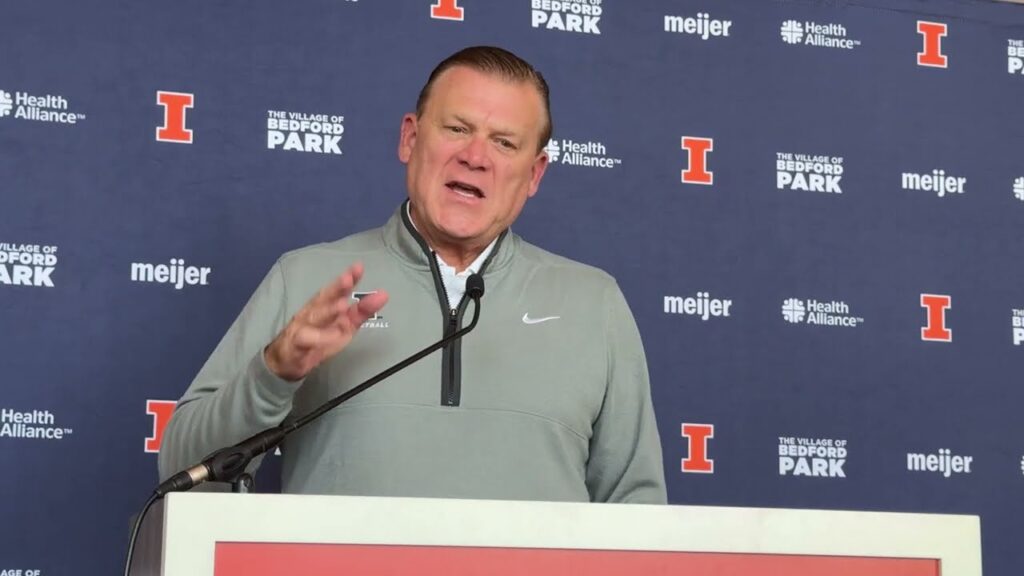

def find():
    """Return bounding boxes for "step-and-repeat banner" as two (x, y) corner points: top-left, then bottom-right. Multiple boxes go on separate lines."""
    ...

(2, 0), (1023, 574)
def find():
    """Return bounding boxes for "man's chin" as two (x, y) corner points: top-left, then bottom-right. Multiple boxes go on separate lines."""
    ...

(436, 224), (497, 249)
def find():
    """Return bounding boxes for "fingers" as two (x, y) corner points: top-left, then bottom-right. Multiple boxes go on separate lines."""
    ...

(347, 290), (389, 327)
(266, 263), (384, 382)
(303, 262), (366, 327)
(317, 262), (364, 305)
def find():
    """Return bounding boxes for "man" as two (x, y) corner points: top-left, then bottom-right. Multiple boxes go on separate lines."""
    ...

(158, 46), (666, 504)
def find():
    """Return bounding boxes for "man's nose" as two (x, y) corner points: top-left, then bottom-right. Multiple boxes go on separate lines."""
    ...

(456, 136), (489, 171)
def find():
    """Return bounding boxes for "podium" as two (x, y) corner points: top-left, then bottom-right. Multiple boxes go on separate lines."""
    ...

(133, 493), (981, 575)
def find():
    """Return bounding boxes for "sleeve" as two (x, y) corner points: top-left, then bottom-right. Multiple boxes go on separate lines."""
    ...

(585, 281), (668, 504)
(157, 260), (301, 482)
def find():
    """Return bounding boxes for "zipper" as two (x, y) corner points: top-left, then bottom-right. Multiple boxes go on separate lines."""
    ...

(427, 251), (465, 406)
(429, 252), (475, 407)
(399, 200), (506, 408)
(443, 306), (460, 406)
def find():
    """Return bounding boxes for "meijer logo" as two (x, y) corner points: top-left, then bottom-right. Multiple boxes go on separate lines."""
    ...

(681, 137), (713, 185)
(131, 258), (211, 289)
(901, 169), (965, 198)
(664, 292), (733, 321)
(663, 13), (732, 40)
(681, 423), (714, 473)
(156, 91), (194, 143)
(907, 448), (972, 477)
(917, 21), (948, 68)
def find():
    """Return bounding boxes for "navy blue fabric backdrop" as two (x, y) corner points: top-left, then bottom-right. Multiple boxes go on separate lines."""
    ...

(2, 0), (1024, 574)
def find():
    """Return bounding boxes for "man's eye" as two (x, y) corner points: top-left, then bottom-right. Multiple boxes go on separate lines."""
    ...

(496, 138), (517, 150)
(446, 125), (467, 134)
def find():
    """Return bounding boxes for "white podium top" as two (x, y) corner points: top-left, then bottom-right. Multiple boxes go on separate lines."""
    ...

(139, 493), (980, 576)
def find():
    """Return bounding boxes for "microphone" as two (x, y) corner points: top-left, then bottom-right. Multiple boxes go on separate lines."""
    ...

(466, 273), (484, 299)
(156, 274), (486, 496)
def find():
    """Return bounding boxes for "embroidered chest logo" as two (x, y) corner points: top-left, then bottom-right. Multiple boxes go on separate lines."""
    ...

(522, 313), (560, 325)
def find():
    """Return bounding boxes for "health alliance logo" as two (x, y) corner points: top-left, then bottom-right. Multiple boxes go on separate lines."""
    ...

(531, 0), (602, 35)
(681, 423), (714, 473)
(1013, 177), (1024, 201)
(907, 448), (972, 477)
(781, 297), (863, 328)
(130, 258), (212, 289)
(663, 13), (732, 40)
(664, 292), (733, 321)
(1010, 39), (1024, 74)
(1, 407), (73, 440)
(1012, 309), (1024, 346)
(0, 242), (59, 288)
(544, 137), (621, 169)
(780, 20), (861, 49)
(779, 436), (848, 478)
(267, 109), (344, 155)
(901, 169), (966, 198)
(353, 292), (389, 328)
(776, 153), (843, 194)
(0, 88), (86, 124)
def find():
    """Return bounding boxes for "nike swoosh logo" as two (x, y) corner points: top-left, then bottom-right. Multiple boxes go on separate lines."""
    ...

(522, 313), (561, 325)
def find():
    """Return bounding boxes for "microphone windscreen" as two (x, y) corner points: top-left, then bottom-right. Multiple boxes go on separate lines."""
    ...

(466, 273), (485, 299)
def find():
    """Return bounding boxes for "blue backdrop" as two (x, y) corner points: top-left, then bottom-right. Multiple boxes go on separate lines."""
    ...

(2, 0), (1024, 574)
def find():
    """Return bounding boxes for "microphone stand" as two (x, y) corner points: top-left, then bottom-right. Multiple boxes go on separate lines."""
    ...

(125, 279), (484, 576)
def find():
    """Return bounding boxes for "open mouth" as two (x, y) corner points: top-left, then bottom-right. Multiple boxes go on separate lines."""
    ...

(446, 180), (484, 199)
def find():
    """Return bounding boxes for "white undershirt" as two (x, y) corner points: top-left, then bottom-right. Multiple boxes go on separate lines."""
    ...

(407, 203), (496, 309)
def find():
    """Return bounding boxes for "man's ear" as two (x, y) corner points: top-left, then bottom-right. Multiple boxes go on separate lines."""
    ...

(398, 113), (418, 164)
(527, 150), (550, 198)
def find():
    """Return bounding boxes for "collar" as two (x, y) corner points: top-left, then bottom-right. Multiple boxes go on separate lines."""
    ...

(405, 202), (496, 274)
(384, 200), (514, 276)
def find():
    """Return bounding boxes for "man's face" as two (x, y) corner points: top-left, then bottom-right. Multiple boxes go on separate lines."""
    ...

(398, 66), (549, 253)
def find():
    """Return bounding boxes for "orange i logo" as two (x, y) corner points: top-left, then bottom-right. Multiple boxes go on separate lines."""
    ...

(681, 137), (714, 185)
(917, 21), (948, 68)
(920, 294), (952, 342)
(144, 399), (176, 453)
(156, 91), (194, 143)
(681, 423), (715, 473)
(430, 0), (464, 21)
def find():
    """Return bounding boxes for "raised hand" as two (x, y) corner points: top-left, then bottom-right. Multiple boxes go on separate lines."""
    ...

(263, 262), (388, 382)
